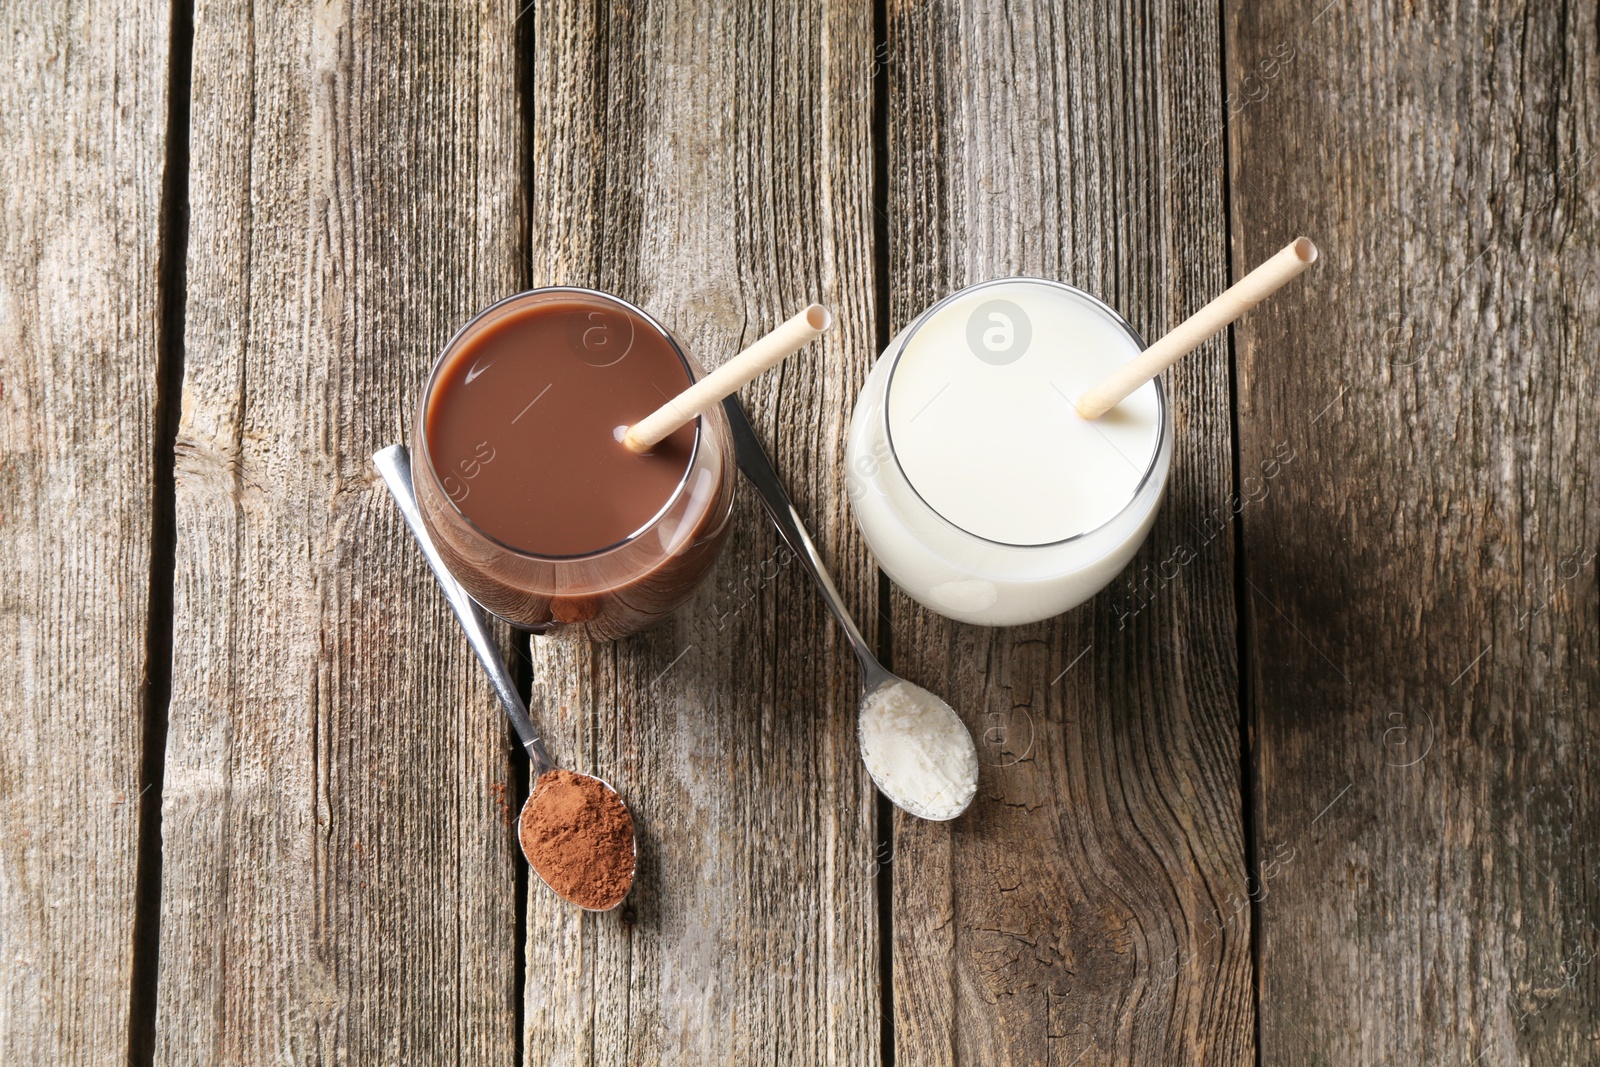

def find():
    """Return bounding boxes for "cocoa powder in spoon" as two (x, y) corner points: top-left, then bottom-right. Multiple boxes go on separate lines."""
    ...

(519, 769), (636, 910)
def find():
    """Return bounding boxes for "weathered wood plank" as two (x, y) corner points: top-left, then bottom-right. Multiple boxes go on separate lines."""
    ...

(155, 2), (523, 1060)
(523, 0), (882, 1062)
(1228, 1), (1600, 1062)
(884, 1), (1254, 1063)
(0, 2), (168, 1061)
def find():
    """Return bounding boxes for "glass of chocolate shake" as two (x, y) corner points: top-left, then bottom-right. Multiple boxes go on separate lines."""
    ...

(413, 288), (737, 640)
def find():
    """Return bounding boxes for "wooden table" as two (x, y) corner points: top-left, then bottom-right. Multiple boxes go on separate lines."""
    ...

(4, 1), (1596, 1063)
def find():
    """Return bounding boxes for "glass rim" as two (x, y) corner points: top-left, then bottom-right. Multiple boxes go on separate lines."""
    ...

(416, 286), (705, 562)
(882, 276), (1169, 551)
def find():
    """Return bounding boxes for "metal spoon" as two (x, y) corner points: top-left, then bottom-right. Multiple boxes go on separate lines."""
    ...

(372, 444), (636, 911)
(720, 397), (978, 821)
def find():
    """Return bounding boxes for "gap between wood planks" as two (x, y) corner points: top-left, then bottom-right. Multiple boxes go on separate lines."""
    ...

(1213, 3), (1266, 1065)
(127, 0), (194, 1063)
(870, 0), (896, 1061)
(1216, 14), (1267, 1067)
(513, 2), (536, 1058)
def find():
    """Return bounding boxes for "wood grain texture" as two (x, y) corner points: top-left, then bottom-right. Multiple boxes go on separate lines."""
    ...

(1227, 1), (1600, 1063)
(0, 2), (168, 1061)
(154, 1), (523, 1060)
(523, 0), (882, 1062)
(883, 1), (1253, 1063)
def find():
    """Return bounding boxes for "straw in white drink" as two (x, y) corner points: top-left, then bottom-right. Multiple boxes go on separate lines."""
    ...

(1076, 237), (1318, 419)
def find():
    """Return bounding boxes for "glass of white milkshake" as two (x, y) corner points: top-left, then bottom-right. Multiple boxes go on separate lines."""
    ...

(845, 278), (1172, 627)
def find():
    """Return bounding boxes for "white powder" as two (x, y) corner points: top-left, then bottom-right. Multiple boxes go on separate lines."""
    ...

(858, 680), (978, 821)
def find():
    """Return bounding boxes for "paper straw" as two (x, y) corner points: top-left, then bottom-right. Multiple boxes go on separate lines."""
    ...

(623, 304), (832, 452)
(1076, 237), (1318, 420)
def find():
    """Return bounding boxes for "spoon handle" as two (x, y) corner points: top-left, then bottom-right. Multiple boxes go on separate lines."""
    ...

(372, 444), (556, 776)
(721, 397), (886, 686)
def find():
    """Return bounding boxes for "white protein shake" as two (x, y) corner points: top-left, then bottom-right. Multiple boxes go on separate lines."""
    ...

(845, 278), (1172, 626)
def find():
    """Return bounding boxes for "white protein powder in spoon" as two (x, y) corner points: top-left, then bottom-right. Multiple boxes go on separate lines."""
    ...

(858, 680), (979, 820)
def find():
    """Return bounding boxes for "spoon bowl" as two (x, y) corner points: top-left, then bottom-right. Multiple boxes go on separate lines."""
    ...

(518, 769), (637, 913)
(858, 678), (978, 821)
(373, 444), (637, 911)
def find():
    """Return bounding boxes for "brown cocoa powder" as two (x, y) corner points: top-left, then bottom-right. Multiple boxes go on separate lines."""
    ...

(519, 769), (635, 910)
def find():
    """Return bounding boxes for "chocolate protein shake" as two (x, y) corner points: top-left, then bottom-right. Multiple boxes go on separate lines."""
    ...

(413, 289), (735, 639)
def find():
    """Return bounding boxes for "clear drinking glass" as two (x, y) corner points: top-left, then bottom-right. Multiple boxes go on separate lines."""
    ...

(844, 278), (1173, 626)
(413, 288), (737, 641)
